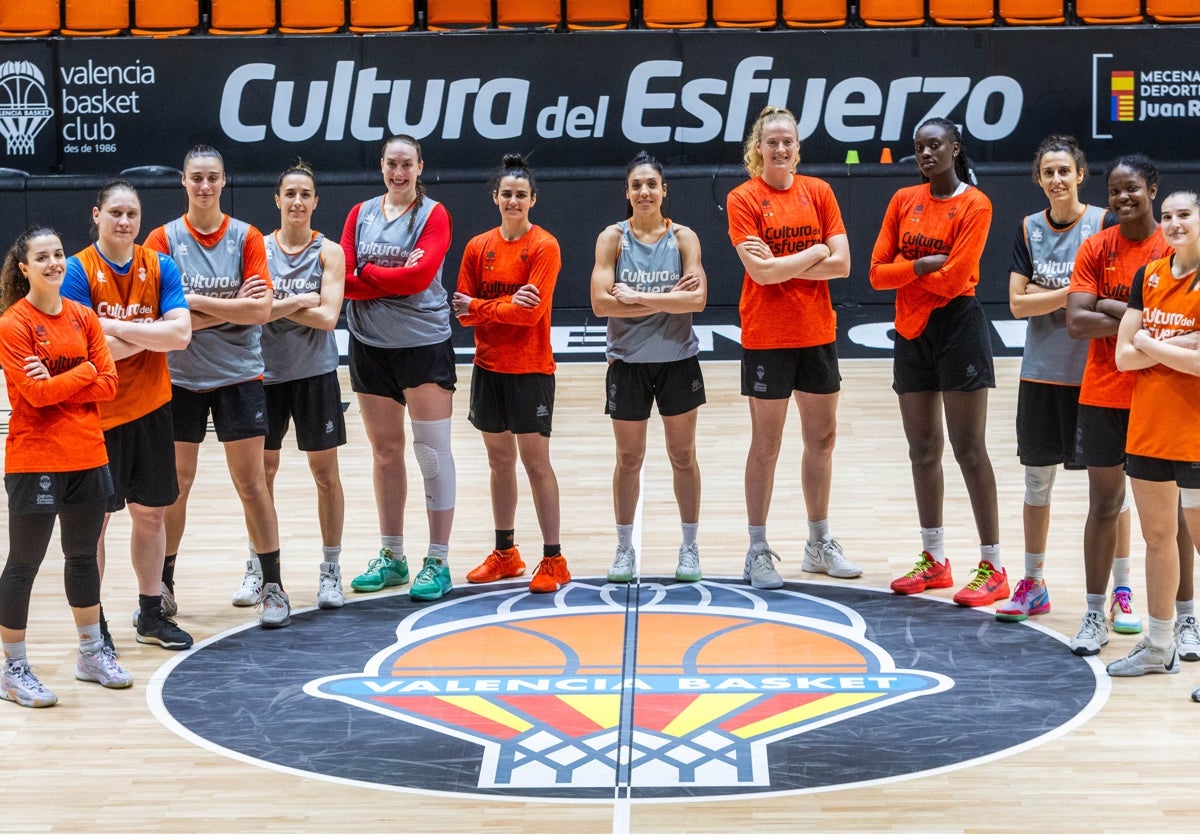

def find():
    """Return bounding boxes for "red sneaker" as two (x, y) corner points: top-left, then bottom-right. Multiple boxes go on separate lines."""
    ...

(466, 547), (525, 584)
(891, 552), (953, 595)
(953, 560), (1010, 607)
(530, 554), (571, 593)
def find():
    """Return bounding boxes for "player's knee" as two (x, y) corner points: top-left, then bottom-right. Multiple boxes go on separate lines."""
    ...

(412, 418), (455, 511)
(1024, 464), (1057, 507)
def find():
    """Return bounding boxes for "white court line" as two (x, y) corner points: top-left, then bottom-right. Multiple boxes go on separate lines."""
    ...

(611, 460), (645, 835)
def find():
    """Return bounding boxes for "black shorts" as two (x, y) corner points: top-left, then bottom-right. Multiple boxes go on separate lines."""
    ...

(5, 466), (113, 515)
(741, 343), (841, 399)
(103, 402), (179, 512)
(1016, 380), (1084, 469)
(893, 295), (995, 394)
(468, 366), (554, 437)
(605, 356), (706, 421)
(349, 336), (457, 405)
(265, 370), (348, 452)
(172, 380), (269, 443)
(1073, 404), (1129, 469)
(1125, 454), (1200, 488)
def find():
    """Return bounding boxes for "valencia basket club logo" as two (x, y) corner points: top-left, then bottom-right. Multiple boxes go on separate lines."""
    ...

(151, 578), (1105, 801)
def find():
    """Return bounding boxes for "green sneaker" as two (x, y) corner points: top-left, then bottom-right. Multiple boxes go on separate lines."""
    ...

(350, 549), (410, 592)
(410, 556), (453, 602)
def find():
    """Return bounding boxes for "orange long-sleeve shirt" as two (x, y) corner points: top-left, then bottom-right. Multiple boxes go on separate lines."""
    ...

(869, 183), (993, 340)
(456, 225), (560, 375)
(0, 298), (117, 474)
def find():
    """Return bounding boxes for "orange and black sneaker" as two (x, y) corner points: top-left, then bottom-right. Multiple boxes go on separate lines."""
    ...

(466, 547), (525, 584)
(890, 552), (953, 595)
(952, 560), (1010, 607)
(530, 554), (571, 593)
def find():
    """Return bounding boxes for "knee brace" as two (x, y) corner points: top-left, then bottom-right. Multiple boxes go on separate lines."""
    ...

(1024, 464), (1057, 507)
(1181, 488), (1200, 509)
(412, 417), (456, 511)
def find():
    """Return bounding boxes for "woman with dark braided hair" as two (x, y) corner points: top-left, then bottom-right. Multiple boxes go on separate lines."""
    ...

(453, 153), (570, 593)
(340, 134), (457, 602)
(0, 226), (129, 707)
(869, 116), (1004, 607)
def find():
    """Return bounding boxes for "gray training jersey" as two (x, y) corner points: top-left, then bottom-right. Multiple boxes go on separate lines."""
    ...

(164, 216), (265, 390)
(605, 220), (700, 364)
(346, 195), (450, 348)
(262, 232), (339, 384)
(1019, 205), (1106, 385)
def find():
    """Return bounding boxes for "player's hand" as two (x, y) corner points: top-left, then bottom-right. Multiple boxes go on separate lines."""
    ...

(512, 284), (540, 309)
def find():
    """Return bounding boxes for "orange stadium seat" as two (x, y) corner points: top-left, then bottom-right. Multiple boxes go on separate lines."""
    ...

(279, 0), (345, 32)
(1075, 0), (1144, 23)
(1146, 0), (1200, 22)
(642, 0), (709, 28)
(132, 0), (200, 36)
(210, 0), (277, 34)
(565, 0), (632, 29)
(858, 0), (927, 26)
(0, 0), (60, 36)
(426, 0), (494, 29)
(349, 0), (417, 31)
(999, 0), (1065, 24)
(497, 0), (562, 28)
(930, 0), (996, 25)
(782, 0), (848, 28)
(713, 0), (778, 27)
(62, 0), (129, 36)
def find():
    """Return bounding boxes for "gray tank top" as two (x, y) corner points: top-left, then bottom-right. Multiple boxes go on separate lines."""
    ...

(262, 231), (339, 384)
(1020, 205), (1106, 385)
(606, 220), (699, 363)
(346, 195), (450, 348)
(164, 216), (264, 390)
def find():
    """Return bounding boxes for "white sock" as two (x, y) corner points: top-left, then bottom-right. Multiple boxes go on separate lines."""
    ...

(920, 527), (945, 563)
(1149, 616), (1175, 649)
(749, 525), (767, 552)
(247, 541), (262, 575)
(681, 522), (698, 547)
(322, 545), (341, 568)
(78, 623), (103, 655)
(5, 641), (28, 663)
(980, 544), (1001, 570)
(616, 524), (634, 549)
(427, 543), (449, 562)
(1177, 599), (1195, 619)
(381, 535), (404, 557)
(1112, 556), (1132, 588)
(1086, 593), (1105, 613)
(1024, 552), (1045, 582)
(807, 519), (830, 544)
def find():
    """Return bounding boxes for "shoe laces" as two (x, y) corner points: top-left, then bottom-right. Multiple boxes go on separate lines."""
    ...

(904, 554), (936, 578)
(533, 556), (562, 578)
(414, 559), (444, 584)
(257, 585), (287, 612)
(963, 563), (998, 591)
(752, 548), (782, 572)
(678, 544), (700, 570)
(1010, 577), (1035, 603)
(1111, 588), (1135, 615)
(1177, 615), (1200, 645)
(1077, 611), (1105, 639)
(8, 661), (44, 691)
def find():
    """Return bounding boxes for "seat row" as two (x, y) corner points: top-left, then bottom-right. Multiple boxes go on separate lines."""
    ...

(2, 1), (1198, 38)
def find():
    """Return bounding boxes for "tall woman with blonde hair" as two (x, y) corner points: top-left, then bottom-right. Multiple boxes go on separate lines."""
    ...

(726, 105), (858, 589)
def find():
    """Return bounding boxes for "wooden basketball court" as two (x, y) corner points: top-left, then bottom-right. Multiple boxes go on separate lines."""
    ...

(2, 358), (1198, 834)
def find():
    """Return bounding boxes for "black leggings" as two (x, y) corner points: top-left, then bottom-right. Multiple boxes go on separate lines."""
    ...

(0, 499), (106, 630)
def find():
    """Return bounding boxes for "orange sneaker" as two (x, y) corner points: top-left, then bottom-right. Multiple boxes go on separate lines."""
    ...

(953, 560), (1010, 607)
(529, 554), (571, 593)
(466, 547), (525, 584)
(890, 552), (953, 595)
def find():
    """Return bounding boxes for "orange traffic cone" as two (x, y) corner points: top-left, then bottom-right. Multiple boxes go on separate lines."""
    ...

(880, 147), (894, 164)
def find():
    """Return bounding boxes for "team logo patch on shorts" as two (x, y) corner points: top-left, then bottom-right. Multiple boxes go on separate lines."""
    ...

(151, 578), (1105, 800)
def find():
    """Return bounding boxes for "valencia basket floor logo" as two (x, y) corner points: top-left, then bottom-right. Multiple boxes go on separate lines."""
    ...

(151, 578), (1105, 801)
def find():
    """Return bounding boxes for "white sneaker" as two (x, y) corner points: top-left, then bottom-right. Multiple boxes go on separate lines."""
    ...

(232, 561), (264, 607)
(1175, 615), (1200, 662)
(675, 543), (701, 583)
(1107, 640), (1180, 676)
(743, 548), (783, 590)
(160, 581), (178, 618)
(607, 545), (636, 583)
(258, 583), (291, 628)
(2, 660), (57, 708)
(317, 562), (345, 609)
(801, 538), (862, 579)
(75, 648), (133, 689)
(1069, 610), (1109, 656)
